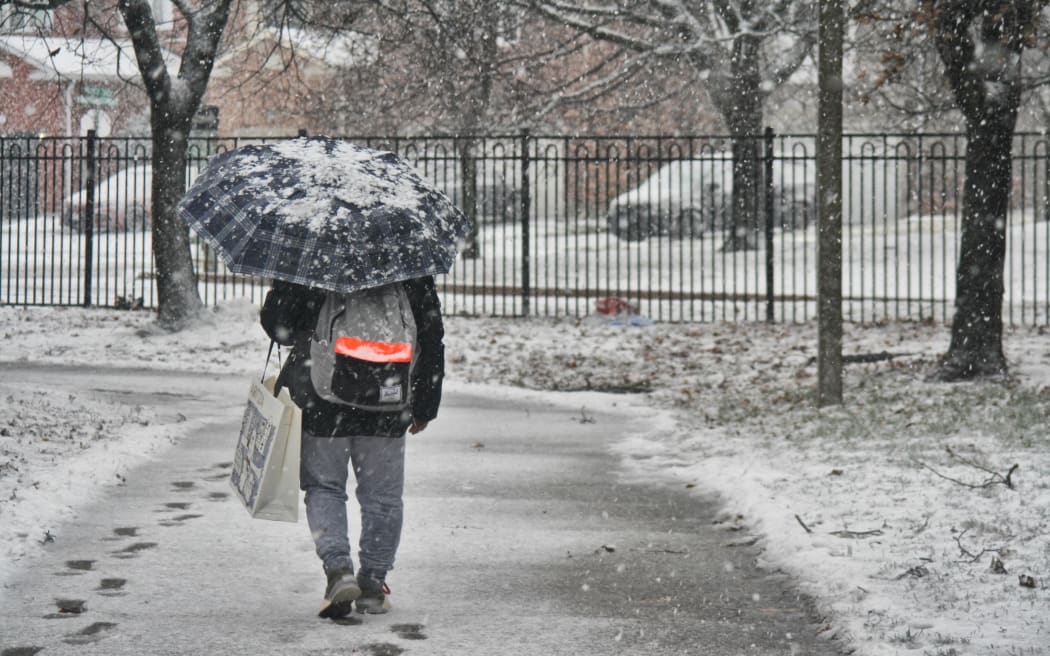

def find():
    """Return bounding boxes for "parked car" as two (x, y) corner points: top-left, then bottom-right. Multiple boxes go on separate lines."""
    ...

(419, 160), (523, 226)
(448, 179), (523, 225)
(63, 163), (205, 232)
(606, 155), (815, 241)
(63, 165), (152, 232)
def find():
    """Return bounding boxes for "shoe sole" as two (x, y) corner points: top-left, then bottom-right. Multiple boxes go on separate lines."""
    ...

(319, 583), (362, 619)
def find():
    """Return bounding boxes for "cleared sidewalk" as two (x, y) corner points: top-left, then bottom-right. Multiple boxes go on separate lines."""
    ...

(0, 365), (838, 655)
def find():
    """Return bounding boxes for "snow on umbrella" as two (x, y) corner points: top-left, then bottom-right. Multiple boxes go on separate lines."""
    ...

(177, 136), (471, 294)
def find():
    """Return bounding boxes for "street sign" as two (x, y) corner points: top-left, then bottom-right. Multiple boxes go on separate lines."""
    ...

(76, 85), (117, 107)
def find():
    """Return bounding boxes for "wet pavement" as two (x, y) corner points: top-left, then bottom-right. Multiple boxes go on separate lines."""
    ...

(0, 364), (840, 655)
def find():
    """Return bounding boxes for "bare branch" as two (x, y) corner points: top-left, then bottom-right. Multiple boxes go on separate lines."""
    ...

(952, 528), (1009, 563)
(767, 30), (816, 88)
(1, 0), (75, 8)
(916, 449), (1018, 491)
(794, 514), (813, 533)
(526, 1), (676, 55)
(894, 565), (929, 579)
(531, 50), (651, 120)
(945, 446), (1018, 489)
(830, 528), (884, 539)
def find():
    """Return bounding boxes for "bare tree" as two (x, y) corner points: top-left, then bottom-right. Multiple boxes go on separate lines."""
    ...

(922, 1), (1048, 381)
(311, 1), (630, 255)
(852, 1), (1050, 130)
(267, 1), (724, 255)
(220, 1), (512, 255)
(525, 1), (819, 250)
(303, 1), (700, 134)
(203, 0), (365, 134)
(855, 1), (1050, 381)
(1, 0), (235, 327)
(365, 1), (512, 257)
(848, 2), (961, 129)
(117, 0), (235, 329)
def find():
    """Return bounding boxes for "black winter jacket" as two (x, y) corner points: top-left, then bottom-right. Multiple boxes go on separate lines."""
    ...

(260, 277), (444, 438)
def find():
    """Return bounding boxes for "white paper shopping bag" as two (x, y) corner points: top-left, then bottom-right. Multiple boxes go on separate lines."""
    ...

(229, 376), (302, 522)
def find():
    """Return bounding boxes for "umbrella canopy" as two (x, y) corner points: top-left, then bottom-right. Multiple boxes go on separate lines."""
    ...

(177, 136), (471, 294)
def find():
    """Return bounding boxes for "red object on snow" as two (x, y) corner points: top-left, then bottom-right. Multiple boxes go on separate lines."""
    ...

(595, 296), (638, 315)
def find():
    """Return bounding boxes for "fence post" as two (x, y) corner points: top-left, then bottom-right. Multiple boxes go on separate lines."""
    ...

(1044, 136), (1049, 225)
(764, 127), (775, 323)
(520, 129), (531, 317)
(83, 129), (97, 307)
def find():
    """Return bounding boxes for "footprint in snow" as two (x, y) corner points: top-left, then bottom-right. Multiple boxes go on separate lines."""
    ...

(391, 623), (427, 640)
(63, 621), (118, 645)
(97, 578), (127, 597)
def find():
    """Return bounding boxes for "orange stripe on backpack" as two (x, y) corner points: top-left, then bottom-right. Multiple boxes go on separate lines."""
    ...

(334, 337), (413, 363)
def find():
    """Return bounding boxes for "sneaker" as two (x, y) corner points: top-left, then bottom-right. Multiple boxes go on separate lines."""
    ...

(355, 573), (391, 614)
(318, 568), (361, 619)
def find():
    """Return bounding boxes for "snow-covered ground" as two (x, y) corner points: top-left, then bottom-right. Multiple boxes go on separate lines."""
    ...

(1, 301), (1047, 655)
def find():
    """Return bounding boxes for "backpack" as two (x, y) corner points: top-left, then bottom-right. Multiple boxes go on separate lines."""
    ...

(309, 283), (418, 412)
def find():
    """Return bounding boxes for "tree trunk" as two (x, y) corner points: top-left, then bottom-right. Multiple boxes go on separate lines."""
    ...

(926, 1), (1030, 382)
(720, 34), (764, 252)
(929, 122), (1011, 380)
(817, 0), (844, 405)
(151, 117), (203, 329)
(117, 0), (230, 330)
(453, 2), (500, 260)
(459, 140), (481, 259)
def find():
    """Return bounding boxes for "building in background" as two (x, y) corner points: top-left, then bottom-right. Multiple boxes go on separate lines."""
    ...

(0, 2), (728, 140)
(207, 15), (377, 136)
(0, 1), (178, 138)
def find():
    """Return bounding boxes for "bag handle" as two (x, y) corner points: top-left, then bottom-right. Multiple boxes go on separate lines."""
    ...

(262, 339), (283, 384)
(262, 340), (275, 382)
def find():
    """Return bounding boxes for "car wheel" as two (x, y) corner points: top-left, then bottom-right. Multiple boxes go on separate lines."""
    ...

(672, 208), (709, 239)
(607, 206), (651, 241)
(94, 213), (116, 232)
(62, 209), (82, 232)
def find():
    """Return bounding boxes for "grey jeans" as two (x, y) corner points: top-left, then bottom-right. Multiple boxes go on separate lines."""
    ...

(300, 432), (405, 578)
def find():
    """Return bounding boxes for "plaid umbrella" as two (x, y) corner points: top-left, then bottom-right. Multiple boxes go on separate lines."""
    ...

(177, 136), (470, 294)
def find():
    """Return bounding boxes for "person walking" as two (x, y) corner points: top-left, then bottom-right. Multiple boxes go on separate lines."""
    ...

(260, 276), (445, 620)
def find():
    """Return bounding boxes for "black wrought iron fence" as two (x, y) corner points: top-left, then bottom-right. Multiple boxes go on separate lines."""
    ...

(1, 131), (1048, 324)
